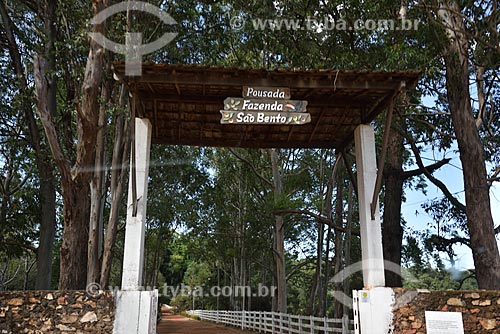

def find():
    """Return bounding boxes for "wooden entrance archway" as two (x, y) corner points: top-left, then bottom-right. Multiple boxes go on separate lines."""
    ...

(111, 63), (419, 334)
(113, 63), (418, 149)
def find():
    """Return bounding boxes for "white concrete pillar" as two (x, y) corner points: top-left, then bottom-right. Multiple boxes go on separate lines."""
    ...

(114, 290), (158, 334)
(354, 124), (385, 288)
(122, 118), (152, 290)
(114, 118), (157, 334)
(354, 288), (395, 334)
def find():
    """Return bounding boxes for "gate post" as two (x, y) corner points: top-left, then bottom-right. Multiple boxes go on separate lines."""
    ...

(114, 118), (157, 334)
(354, 125), (385, 287)
(353, 288), (394, 334)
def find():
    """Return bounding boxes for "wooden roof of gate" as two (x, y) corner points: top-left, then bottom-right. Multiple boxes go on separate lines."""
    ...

(113, 63), (420, 149)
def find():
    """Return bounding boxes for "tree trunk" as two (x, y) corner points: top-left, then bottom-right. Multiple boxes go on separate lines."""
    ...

(332, 170), (344, 319)
(58, 184), (91, 289)
(34, 0), (106, 289)
(37, 166), (56, 290)
(307, 222), (324, 315)
(36, 0), (58, 290)
(0, 0), (57, 290)
(269, 149), (287, 313)
(342, 183), (353, 318)
(87, 81), (108, 285)
(100, 108), (130, 287)
(322, 225), (332, 317)
(382, 98), (406, 288)
(438, 0), (500, 289)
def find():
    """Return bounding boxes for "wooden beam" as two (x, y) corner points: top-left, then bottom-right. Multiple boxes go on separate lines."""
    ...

(287, 124), (296, 142)
(153, 99), (159, 139)
(128, 72), (403, 91)
(146, 83), (156, 94)
(370, 98), (395, 220)
(308, 108), (325, 143)
(341, 150), (359, 198)
(363, 82), (405, 122)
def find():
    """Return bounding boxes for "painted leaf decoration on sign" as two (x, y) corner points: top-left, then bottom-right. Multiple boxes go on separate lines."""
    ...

(222, 112), (234, 121)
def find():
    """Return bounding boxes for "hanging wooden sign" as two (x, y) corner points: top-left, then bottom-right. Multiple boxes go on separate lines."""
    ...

(221, 86), (310, 125)
(242, 86), (291, 100)
(224, 98), (308, 113)
(220, 111), (311, 125)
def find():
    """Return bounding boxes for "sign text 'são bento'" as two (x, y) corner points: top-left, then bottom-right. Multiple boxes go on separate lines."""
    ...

(220, 86), (311, 125)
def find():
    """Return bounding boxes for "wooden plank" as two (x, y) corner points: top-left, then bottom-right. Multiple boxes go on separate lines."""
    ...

(130, 72), (403, 91)
(153, 99), (159, 138)
(220, 111), (311, 125)
(224, 97), (308, 112)
(242, 86), (291, 99)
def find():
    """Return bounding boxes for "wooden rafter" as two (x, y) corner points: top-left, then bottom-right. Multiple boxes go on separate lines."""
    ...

(113, 63), (419, 150)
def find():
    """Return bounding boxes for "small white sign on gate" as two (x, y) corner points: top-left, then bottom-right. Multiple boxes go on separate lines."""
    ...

(425, 311), (464, 334)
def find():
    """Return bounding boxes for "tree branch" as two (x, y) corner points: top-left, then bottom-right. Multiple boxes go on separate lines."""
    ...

(341, 150), (358, 198)
(34, 56), (72, 185)
(228, 148), (273, 187)
(7, 175), (30, 196)
(401, 158), (451, 179)
(1, 239), (38, 253)
(405, 116), (456, 139)
(487, 166), (500, 185)
(286, 258), (315, 280)
(429, 234), (471, 250)
(407, 139), (466, 212)
(273, 209), (359, 236)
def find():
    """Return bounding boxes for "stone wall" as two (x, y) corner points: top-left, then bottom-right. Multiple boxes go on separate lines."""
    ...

(0, 290), (115, 333)
(392, 288), (500, 333)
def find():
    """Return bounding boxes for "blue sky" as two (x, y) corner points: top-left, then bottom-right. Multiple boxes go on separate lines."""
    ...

(402, 150), (500, 270)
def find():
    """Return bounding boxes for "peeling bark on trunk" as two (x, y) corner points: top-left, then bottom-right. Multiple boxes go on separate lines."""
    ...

(37, 0), (58, 290)
(438, 0), (500, 289)
(34, 0), (106, 289)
